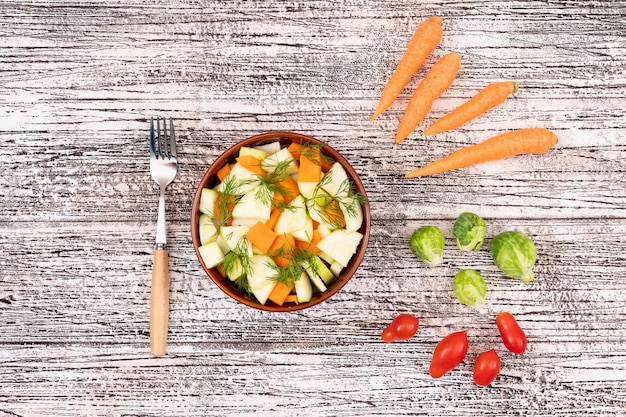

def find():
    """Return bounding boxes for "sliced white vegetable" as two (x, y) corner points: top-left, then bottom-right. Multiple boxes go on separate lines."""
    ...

(215, 234), (230, 255)
(217, 163), (261, 195)
(225, 257), (247, 281)
(197, 241), (224, 269)
(302, 264), (327, 293)
(232, 185), (272, 221)
(254, 141), (281, 156)
(321, 161), (350, 198)
(199, 213), (219, 245)
(219, 225), (252, 255)
(274, 195), (307, 235)
(248, 255), (279, 305)
(294, 271), (313, 303)
(239, 146), (268, 160)
(297, 181), (318, 199)
(261, 147), (298, 175)
(291, 214), (313, 242)
(199, 188), (218, 216)
(330, 261), (344, 277)
(310, 255), (335, 285)
(339, 195), (364, 233)
(316, 229), (363, 267)
(316, 223), (333, 239)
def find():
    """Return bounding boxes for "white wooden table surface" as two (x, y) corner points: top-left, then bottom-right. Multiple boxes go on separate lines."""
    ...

(1, 1), (625, 416)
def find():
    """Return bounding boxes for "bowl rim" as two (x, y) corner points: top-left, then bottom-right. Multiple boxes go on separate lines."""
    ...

(190, 131), (371, 312)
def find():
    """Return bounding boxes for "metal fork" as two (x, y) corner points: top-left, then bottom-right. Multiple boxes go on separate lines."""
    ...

(149, 117), (177, 357)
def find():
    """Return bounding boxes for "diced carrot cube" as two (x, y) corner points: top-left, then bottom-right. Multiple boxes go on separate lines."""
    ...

(321, 153), (335, 172)
(217, 163), (233, 182)
(247, 221), (277, 254)
(288, 142), (302, 160)
(214, 194), (236, 227)
(269, 233), (296, 267)
(265, 208), (282, 231)
(295, 229), (322, 255)
(236, 155), (265, 176)
(298, 146), (322, 183)
(276, 176), (299, 203)
(268, 281), (294, 306)
(284, 294), (299, 305)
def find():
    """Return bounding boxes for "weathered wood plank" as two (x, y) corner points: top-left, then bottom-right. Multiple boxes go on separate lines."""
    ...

(1, 0), (625, 416)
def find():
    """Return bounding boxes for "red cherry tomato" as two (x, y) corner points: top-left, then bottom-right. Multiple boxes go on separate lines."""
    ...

(496, 312), (527, 355)
(381, 314), (419, 342)
(429, 330), (469, 378)
(473, 349), (501, 386)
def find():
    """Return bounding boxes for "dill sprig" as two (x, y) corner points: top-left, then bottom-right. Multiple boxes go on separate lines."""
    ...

(266, 236), (322, 287)
(223, 236), (254, 296)
(256, 158), (295, 208)
(306, 170), (368, 229)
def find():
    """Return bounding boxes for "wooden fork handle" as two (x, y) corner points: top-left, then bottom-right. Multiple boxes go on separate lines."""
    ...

(150, 248), (169, 357)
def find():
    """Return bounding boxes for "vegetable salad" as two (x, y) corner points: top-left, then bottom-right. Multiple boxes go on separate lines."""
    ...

(196, 139), (367, 306)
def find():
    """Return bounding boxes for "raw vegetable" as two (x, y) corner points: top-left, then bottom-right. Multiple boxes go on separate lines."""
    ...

(473, 349), (501, 387)
(453, 269), (487, 308)
(453, 212), (486, 251)
(429, 330), (469, 378)
(371, 16), (443, 121)
(395, 51), (461, 144)
(490, 231), (537, 283)
(496, 312), (528, 355)
(381, 313), (419, 342)
(409, 226), (445, 267)
(197, 140), (368, 306)
(406, 127), (559, 178)
(424, 81), (519, 135)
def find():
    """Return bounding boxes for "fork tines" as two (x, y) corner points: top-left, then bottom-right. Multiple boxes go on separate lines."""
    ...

(150, 117), (177, 160)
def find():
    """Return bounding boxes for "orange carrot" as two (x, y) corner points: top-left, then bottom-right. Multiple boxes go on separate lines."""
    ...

(213, 194), (236, 227)
(236, 155), (265, 176)
(275, 176), (300, 203)
(324, 199), (346, 229)
(269, 233), (296, 267)
(321, 153), (335, 173)
(371, 16), (443, 121)
(424, 81), (519, 136)
(247, 221), (277, 253)
(288, 142), (302, 160)
(284, 294), (299, 304)
(298, 146), (322, 182)
(268, 281), (294, 306)
(265, 207), (282, 230)
(405, 128), (558, 178)
(217, 163), (232, 182)
(395, 51), (461, 144)
(295, 229), (322, 255)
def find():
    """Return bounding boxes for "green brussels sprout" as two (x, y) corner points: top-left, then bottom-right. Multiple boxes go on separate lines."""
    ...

(409, 226), (445, 267)
(453, 269), (487, 308)
(490, 231), (537, 283)
(453, 212), (486, 251)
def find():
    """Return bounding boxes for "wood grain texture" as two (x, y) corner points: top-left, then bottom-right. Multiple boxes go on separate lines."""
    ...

(1, 0), (625, 416)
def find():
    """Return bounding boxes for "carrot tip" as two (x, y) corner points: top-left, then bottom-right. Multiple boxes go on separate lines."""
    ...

(405, 171), (421, 178)
(430, 16), (443, 25)
(511, 81), (520, 93)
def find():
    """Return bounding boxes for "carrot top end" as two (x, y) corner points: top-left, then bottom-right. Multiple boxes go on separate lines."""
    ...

(430, 16), (443, 25)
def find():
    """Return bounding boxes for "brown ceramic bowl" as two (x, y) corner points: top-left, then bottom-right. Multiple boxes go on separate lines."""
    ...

(191, 131), (371, 312)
